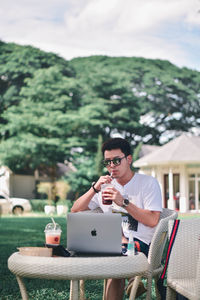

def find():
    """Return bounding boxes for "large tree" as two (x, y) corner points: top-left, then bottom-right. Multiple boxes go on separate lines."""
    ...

(70, 56), (200, 144)
(0, 66), (82, 201)
(0, 41), (74, 130)
(1, 43), (200, 197)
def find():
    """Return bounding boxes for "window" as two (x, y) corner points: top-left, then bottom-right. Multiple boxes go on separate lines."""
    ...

(188, 173), (200, 210)
(164, 174), (180, 209)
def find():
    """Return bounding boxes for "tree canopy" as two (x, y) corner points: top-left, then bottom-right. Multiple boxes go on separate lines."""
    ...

(70, 56), (200, 144)
(0, 41), (200, 197)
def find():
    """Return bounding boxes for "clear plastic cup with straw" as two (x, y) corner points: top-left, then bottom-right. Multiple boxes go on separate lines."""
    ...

(44, 217), (62, 246)
(101, 171), (113, 205)
(101, 183), (113, 205)
(101, 172), (113, 205)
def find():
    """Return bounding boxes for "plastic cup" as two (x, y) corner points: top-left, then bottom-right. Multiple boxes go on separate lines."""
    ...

(44, 223), (62, 246)
(101, 183), (113, 205)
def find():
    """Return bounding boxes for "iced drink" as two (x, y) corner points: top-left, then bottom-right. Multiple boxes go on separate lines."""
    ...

(44, 223), (62, 245)
(101, 183), (113, 205)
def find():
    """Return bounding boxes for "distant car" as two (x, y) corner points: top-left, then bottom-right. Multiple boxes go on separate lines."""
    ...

(0, 192), (32, 215)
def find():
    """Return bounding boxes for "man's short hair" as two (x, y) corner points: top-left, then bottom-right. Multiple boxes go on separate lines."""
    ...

(102, 138), (131, 156)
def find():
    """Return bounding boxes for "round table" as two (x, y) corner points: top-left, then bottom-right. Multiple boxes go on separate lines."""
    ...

(8, 252), (148, 300)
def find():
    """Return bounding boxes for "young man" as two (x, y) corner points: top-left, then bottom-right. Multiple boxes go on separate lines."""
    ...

(71, 138), (162, 300)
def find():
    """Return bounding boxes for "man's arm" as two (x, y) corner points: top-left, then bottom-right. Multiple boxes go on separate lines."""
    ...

(125, 204), (160, 227)
(103, 187), (160, 227)
(71, 175), (112, 212)
(71, 187), (96, 212)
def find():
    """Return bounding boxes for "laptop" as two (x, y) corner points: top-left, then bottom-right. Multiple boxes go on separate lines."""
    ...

(67, 212), (122, 255)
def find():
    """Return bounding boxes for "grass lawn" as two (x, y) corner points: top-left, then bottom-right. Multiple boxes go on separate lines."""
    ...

(1, 212), (199, 300)
(1, 214), (135, 300)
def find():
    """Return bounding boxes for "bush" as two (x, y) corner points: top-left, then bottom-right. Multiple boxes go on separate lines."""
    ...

(30, 199), (74, 213)
(30, 199), (49, 212)
(36, 181), (70, 201)
(66, 200), (74, 212)
(57, 199), (74, 212)
(56, 199), (68, 205)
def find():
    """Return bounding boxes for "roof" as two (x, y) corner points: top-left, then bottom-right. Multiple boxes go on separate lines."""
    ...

(56, 162), (76, 177)
(133, 134), (200, 167)
(139, 144), (160, 158)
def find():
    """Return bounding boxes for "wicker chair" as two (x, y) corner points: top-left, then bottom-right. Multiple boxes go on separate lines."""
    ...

(127, 208), (178, 300)
(166, 218), (200, 300)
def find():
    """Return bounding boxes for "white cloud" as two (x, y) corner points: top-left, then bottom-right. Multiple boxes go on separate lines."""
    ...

(0, 0), (200, 70)
(64, 0), (200, 34)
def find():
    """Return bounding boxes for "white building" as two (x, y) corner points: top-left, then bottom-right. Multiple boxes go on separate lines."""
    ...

(0, 166), (35, 199)
(133, 134), (200, 212)
(0, 162), (75, 199)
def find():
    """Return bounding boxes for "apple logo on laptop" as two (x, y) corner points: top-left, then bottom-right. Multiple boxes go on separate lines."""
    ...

(91, 228), (97, 236)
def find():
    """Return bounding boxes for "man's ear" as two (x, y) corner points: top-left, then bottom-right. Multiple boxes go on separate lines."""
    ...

(127, 155), (133, 165)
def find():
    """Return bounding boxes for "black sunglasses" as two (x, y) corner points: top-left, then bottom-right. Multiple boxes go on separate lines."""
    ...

(103, 156), (126, 167)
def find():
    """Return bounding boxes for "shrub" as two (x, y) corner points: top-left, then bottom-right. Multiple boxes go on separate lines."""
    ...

(36, 181), (70, 202)
(30, 199), (49, 212)
(30, 199), (74, 213)
(57, 199), (74, 212)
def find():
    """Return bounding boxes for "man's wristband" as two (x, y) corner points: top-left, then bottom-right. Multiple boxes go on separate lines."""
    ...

(92, 182), (100, 193)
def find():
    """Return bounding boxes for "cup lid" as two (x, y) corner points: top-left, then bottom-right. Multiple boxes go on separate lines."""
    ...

(44, 223), (62, 232)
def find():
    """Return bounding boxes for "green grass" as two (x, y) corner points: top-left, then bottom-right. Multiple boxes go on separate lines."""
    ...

(2, 212), (199, 299)
(0, 215), (71, 300)
(0, 214), (149, 300)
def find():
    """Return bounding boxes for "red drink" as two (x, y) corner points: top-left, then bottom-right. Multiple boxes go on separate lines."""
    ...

(102, 198), (113, 205)
(101, 184), (113, 205)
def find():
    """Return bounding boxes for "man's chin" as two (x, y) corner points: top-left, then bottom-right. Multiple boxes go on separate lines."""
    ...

(112, 174), (119, 178)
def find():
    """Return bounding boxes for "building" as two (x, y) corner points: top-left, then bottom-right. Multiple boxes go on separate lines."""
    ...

(133, 134), (200, 212)
(0, 162), (75, 199)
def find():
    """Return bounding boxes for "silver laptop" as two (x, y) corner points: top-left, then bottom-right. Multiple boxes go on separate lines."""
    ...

(67, 212), (122, 255)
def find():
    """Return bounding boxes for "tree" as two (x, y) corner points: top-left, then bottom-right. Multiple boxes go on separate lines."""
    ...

(0, 41), (74, 132)
(0, 66), (82, 200)
(135, 62), (200, 143)
(95, 134), (103, 177)
(69, 61), (144, 146)
(70, 56), (200, 144)
(1, 43), (200, 199)
(66, 137), (107, 199)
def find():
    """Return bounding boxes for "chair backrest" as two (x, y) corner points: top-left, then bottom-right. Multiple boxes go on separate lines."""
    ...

(147, 208), (178, 271)
(168, 218), (200, 281)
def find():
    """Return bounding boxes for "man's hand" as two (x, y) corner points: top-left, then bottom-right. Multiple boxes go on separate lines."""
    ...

(94, 175), (112, 191)
(102, 187), (124, 207)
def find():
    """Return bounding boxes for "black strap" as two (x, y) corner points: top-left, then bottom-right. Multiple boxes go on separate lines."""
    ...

(92, 182), (100, 193)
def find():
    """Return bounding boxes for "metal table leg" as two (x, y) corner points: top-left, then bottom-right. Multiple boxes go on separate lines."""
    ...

(70, 280), (79, 300)
(16, 276), (28, 300)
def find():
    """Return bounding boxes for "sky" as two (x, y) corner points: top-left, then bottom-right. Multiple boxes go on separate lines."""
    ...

(1, 0), (200, 71)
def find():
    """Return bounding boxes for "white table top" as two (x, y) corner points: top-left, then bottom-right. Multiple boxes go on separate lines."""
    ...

(8, 251), (149, 280)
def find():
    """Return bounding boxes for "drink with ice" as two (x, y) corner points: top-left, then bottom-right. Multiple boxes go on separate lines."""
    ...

(44, 222), (62, 245)
(101, 183), (113, 205)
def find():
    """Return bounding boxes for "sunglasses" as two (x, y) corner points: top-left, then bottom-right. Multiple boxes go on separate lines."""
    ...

(103, 156), (126, 167)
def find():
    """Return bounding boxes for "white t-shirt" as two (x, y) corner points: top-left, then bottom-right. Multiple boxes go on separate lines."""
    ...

(88, 173), (162, 245)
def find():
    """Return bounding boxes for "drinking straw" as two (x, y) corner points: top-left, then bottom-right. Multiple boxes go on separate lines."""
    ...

(51, 217), (56, 229)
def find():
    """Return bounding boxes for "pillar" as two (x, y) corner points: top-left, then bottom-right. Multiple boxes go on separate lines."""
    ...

(168, 167), (175, 210)
(179, 165), (187, 212)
